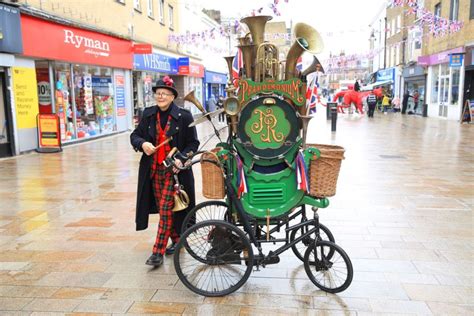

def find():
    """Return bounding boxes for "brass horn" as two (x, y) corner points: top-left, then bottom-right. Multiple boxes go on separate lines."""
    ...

(172, 175), (190, 212)
(301, 55), (325, 77)
(285, 23), (324, 80)
(240, 15), (272, 48)
(224, 55), (235, 87)
(238, 44), (256, 80)
(299, 115), (314, 148)
(255, 43), (279, 82)
(184, 90), (206, 114)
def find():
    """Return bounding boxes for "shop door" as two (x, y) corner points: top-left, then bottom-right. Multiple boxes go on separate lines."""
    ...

(0, 72), (13, 157)
(438, 76), (449, 117)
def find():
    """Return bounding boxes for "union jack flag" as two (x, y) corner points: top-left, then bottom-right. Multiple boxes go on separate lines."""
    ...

(296, 56), (303, 73)
(232, 48), (243, 84)
(306, 75), (319, 114)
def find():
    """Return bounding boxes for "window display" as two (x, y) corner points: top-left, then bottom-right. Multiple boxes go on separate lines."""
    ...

(53, 62), (74, 141)
(73, 65), (115, 139)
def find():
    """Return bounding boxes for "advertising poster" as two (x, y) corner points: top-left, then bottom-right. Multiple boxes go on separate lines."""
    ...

(38, 114), (60, 147)
(83, 74), (93, 114)
(115, 75), (126, 116)
(12, 67), (39, 129)
(36, 67), (51, 114)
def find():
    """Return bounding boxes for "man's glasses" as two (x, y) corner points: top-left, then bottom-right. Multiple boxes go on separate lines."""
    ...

(155, 92), (173, 97)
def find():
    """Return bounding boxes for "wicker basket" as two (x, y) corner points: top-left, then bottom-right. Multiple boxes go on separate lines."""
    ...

(201, 148), (225, 199)
(306, 144), (345, 197)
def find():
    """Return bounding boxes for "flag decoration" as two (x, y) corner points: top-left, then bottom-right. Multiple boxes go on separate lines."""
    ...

(296, 56), (303, 73)
(295, 152), (310, 193)
(306, 76), (319, 114)
(234, 153), (248, 198)
(232, 48), (244, 86)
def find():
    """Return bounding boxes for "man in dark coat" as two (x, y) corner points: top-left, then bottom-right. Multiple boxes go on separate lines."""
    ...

(130, 76), (199, 267)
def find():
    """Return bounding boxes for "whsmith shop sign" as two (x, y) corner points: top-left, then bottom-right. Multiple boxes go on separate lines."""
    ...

(133, 53), (178, 74)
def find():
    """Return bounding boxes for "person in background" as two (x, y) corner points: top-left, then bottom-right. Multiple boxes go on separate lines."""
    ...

(402, 91), (412, 114)
(130, 76), (200, 267)
(217, 95), (225, 123)
(207, 94), (217, 112)
(381, 94), (391, 114)
(366, 91), (377, 118)
(354, 79), (360, 92)
(413, 90), (420, 113)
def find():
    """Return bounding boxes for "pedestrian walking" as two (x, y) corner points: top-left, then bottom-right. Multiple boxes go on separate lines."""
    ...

(130, 76), (200, 267)
(382, 94), (391, 114)
(207, 94), (217, 112)
(402, 91), (412, 114)
(366, 91), (377, 118)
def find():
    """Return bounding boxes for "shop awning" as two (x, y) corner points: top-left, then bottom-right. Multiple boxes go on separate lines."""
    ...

(360, 80), (393, 91)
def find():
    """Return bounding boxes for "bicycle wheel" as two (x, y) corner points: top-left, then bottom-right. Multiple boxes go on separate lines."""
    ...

(303, 240), (353, 293)
(290, 223), (335, 262)
(181, 200), (230, 233)
(174, 220), (254, 297)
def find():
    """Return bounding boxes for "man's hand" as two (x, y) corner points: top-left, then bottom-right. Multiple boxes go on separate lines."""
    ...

(141, 142), (156, 156)
(173, 159), (183, 174)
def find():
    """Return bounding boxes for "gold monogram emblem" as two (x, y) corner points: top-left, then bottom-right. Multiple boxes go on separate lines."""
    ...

(251, 108), (284, 143)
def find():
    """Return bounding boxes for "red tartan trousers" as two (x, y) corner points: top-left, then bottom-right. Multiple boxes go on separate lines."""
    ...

(151, 164), (179, 255)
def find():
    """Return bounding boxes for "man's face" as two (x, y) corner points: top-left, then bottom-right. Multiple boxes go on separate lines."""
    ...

(154, 88), (175, 110)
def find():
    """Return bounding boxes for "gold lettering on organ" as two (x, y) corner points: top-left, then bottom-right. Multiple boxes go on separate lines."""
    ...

(251, 108), (284, 143)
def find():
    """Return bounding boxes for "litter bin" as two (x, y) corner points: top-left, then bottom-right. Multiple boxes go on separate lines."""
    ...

(422, 103), (428, 117)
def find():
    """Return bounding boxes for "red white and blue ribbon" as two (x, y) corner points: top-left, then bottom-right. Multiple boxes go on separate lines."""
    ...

(234, 153), (248, 198)
(295, 152), (310, 193)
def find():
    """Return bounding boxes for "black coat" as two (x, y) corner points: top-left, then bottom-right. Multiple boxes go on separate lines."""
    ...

(130, 103), (200, 232)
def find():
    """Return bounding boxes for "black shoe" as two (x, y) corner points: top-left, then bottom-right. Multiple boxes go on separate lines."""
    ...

(165, 243), (177, 255)
(145, 253), (163, 267)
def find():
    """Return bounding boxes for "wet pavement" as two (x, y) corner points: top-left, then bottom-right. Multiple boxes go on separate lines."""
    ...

(0, 110), (473, 315)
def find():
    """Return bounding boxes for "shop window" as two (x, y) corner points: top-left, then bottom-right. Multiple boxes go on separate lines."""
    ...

(53, 62), (75, 141)
(431, 65), (439, 103)
(450, 67), (460, 105)
(73, 65), (115, 139)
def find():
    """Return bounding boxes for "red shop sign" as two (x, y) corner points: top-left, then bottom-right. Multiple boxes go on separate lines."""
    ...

(21, 15), (133, 69)
(188, 62), (204, 78)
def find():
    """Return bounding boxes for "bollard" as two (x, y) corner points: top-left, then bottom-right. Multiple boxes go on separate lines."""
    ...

(330, 103), (338, 132)
(422, 103), (428, 117)
(327, 102), (336, 120)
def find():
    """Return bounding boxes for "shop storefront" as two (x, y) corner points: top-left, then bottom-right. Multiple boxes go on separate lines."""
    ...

(204, 70), (227, 108)
(463, 45), (474, 121)
(132, 52), (178, 125)
(15, 14), (133, 152)
(375, 67), (401, 98)
(176, 60), (205, 116)
(419, 47), (464, 120)
(0, 3), (22, 157)
(402, 65), (426, 115)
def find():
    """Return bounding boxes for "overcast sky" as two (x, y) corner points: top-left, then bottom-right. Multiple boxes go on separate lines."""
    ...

(196, 0), (388, 59)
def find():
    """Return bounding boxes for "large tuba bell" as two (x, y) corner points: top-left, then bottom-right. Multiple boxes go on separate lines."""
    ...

(285, 23), (324, 80)
(172, 175), (190, 212)
(240, 15), (272, 81)
(240, 15), (272, 48)
(184, 90), (205, 114)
